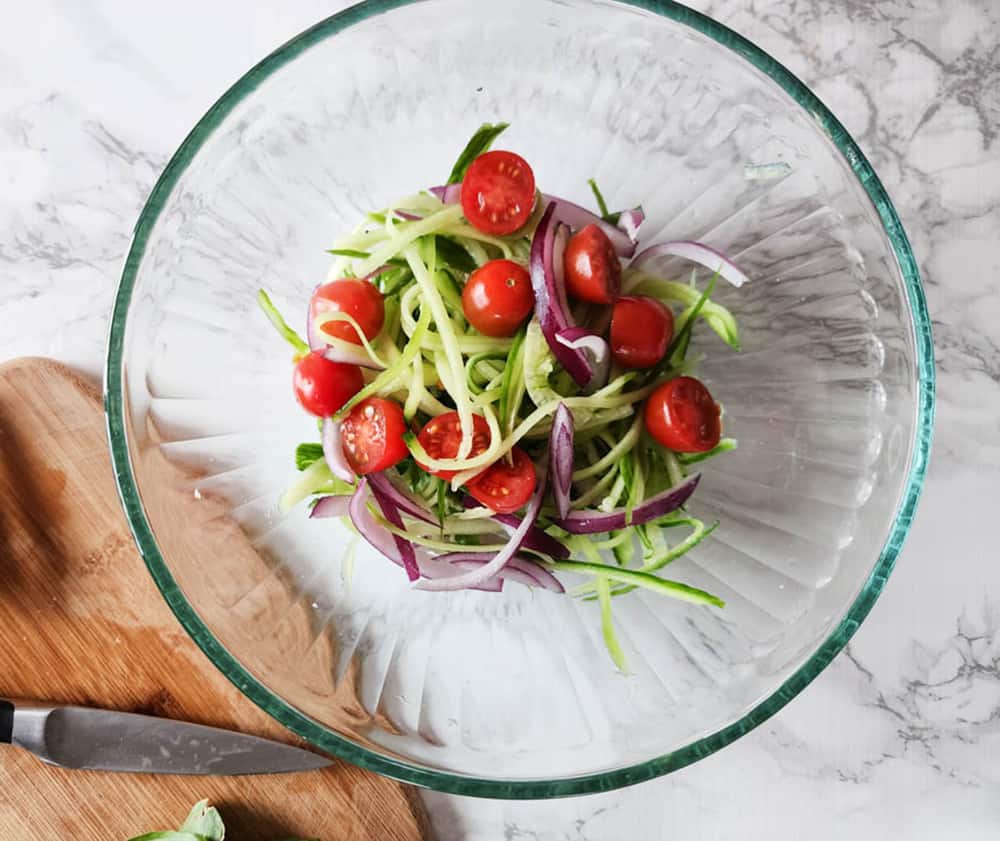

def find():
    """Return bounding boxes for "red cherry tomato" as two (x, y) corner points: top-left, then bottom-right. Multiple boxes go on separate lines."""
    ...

(293, 350), (364, 417)
(610, 296), (674, 369)
(564, 224), (622, 304)
(341, 397), (409, 475)
(310, 279), (384, 346)
(461, 259), (535, 337)
(644, 376), (722, 453)
(467, 447), (537, 514)
(417, 412), (492, 480)
(461, 151), (536, 236)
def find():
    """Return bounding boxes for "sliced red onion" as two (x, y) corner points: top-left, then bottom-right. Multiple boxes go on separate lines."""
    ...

(501, 518), (571, 560)
(367, 472), (436, 525)
(435, 554), (535, 589)
(460, 498), (570, 559)
(509, 559), (564, 593)
(323, 344), (385, 370)
(434, 553), (565, 593)
(530, 203), (594, 387)
(421, 557), (505, 591)
(349, 478), (403, 562)
(347, 480), (502, 591)
(555, 474), (701, 534)
(322, 419), (355, 483)
(307, 284), (326, 351)
(429, 184), (462, 204)
(464, 574), (504, 593)
(632, 241), (749, 288)
(550, 403), (575, 520)
(368, 478), (420, 581)
(310, 494), (351, 519)
(555, 328), (611, 394)
(542, 194), (636, 257)
(617, 207), (645, 242)
(415, 463), (548, 591)
(555, 327), (608, 361)
(393, 210), (422, 221)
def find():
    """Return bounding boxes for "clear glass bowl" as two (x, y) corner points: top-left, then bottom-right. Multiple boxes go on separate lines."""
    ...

(106, 0), (934, 797)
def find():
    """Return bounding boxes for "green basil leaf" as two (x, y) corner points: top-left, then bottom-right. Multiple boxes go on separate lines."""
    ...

(446, 122), (510, 185)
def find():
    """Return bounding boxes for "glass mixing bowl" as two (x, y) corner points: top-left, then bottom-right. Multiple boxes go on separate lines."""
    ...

(106, 0), (934, 797)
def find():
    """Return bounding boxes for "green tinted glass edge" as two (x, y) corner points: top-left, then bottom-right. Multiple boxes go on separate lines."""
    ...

(105, 0), (935, 798)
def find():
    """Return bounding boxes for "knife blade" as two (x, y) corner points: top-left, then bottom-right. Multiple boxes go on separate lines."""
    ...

(0, 699), (332, 775)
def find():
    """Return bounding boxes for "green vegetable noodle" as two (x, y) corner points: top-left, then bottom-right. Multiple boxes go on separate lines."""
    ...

(257, 121), (746, 670)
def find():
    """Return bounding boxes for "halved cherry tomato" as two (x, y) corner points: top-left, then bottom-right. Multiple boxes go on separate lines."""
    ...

(293, 351), (364, 417)
(645, 376), (722, 453)
(341, 397), (408, 475)
(467, 447), (537, 514)
(461, 259), (535, 337)
(461, 151), (536, 236)
(310, 279), (384, 346)
(610, 296), (674, 369)
(564, 224), (621, 304)
(417, 411), (492, 480)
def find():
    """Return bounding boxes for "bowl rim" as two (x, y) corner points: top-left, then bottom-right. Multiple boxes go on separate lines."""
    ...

(105, 0), (935, 798)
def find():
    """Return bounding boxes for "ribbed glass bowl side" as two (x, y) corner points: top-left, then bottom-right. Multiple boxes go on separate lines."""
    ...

(106, 0), (933, 797)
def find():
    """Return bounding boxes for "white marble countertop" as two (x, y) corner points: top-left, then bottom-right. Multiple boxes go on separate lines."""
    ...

(2, 0), (997, 838)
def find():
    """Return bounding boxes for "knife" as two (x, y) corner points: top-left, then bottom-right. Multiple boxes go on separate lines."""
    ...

(0, 698), (332, 775)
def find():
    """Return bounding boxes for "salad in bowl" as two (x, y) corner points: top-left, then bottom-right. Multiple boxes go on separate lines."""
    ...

(260, 123), (748, 669)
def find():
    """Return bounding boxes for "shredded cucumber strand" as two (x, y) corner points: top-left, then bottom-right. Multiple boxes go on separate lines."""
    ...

(322, 334), (392, 371)
(626, 447), (646, 520)
(662, 450), (687, 488)
(257, 289), (309, 355)
(625, 271), (740, 350)
(377, 518), (508, 553)
(453, 236), (491, 266)
(448, 403), (502, 489)
(677, 438), (738, 464)
(593, 530), (636, 552)
(341, 534), (358, 589)
(597, 577), (629, 672)
(313, 312), (391, 368)
(472, 388), (504, 407)
(333, 305), (432, 419)
(522, 404), (635, 440)
(552, 560), (725, 607)
(599, 473), (627, 512)
(354, 204), (464, 277)
(405, 517), (507, 538)
(465, 353), (506, 394)
(404, 404), (503, 475)
(419, 390), (453, 416)
(450, 507), (497, 521)
(434, 267), (464, 315)
(499, 329), (527, 437)
(404, 351), (425, 421)
(399, 284), (423, 338)
(439, 222), (514, 257)
(278, 460), (353, 512)
(572, 413), (642, 480)
(400, 276), (514, 354)
(446, 396), (629, 486)
(575, 519), (719, 598)
(406, 240), (476, 457)
(571, 464), (622, 509)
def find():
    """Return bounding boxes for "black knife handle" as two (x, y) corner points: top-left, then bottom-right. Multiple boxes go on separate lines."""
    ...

(0, 700), (12, 744)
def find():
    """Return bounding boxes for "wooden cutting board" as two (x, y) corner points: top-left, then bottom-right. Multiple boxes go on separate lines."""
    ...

(0, 358), (428, 841)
